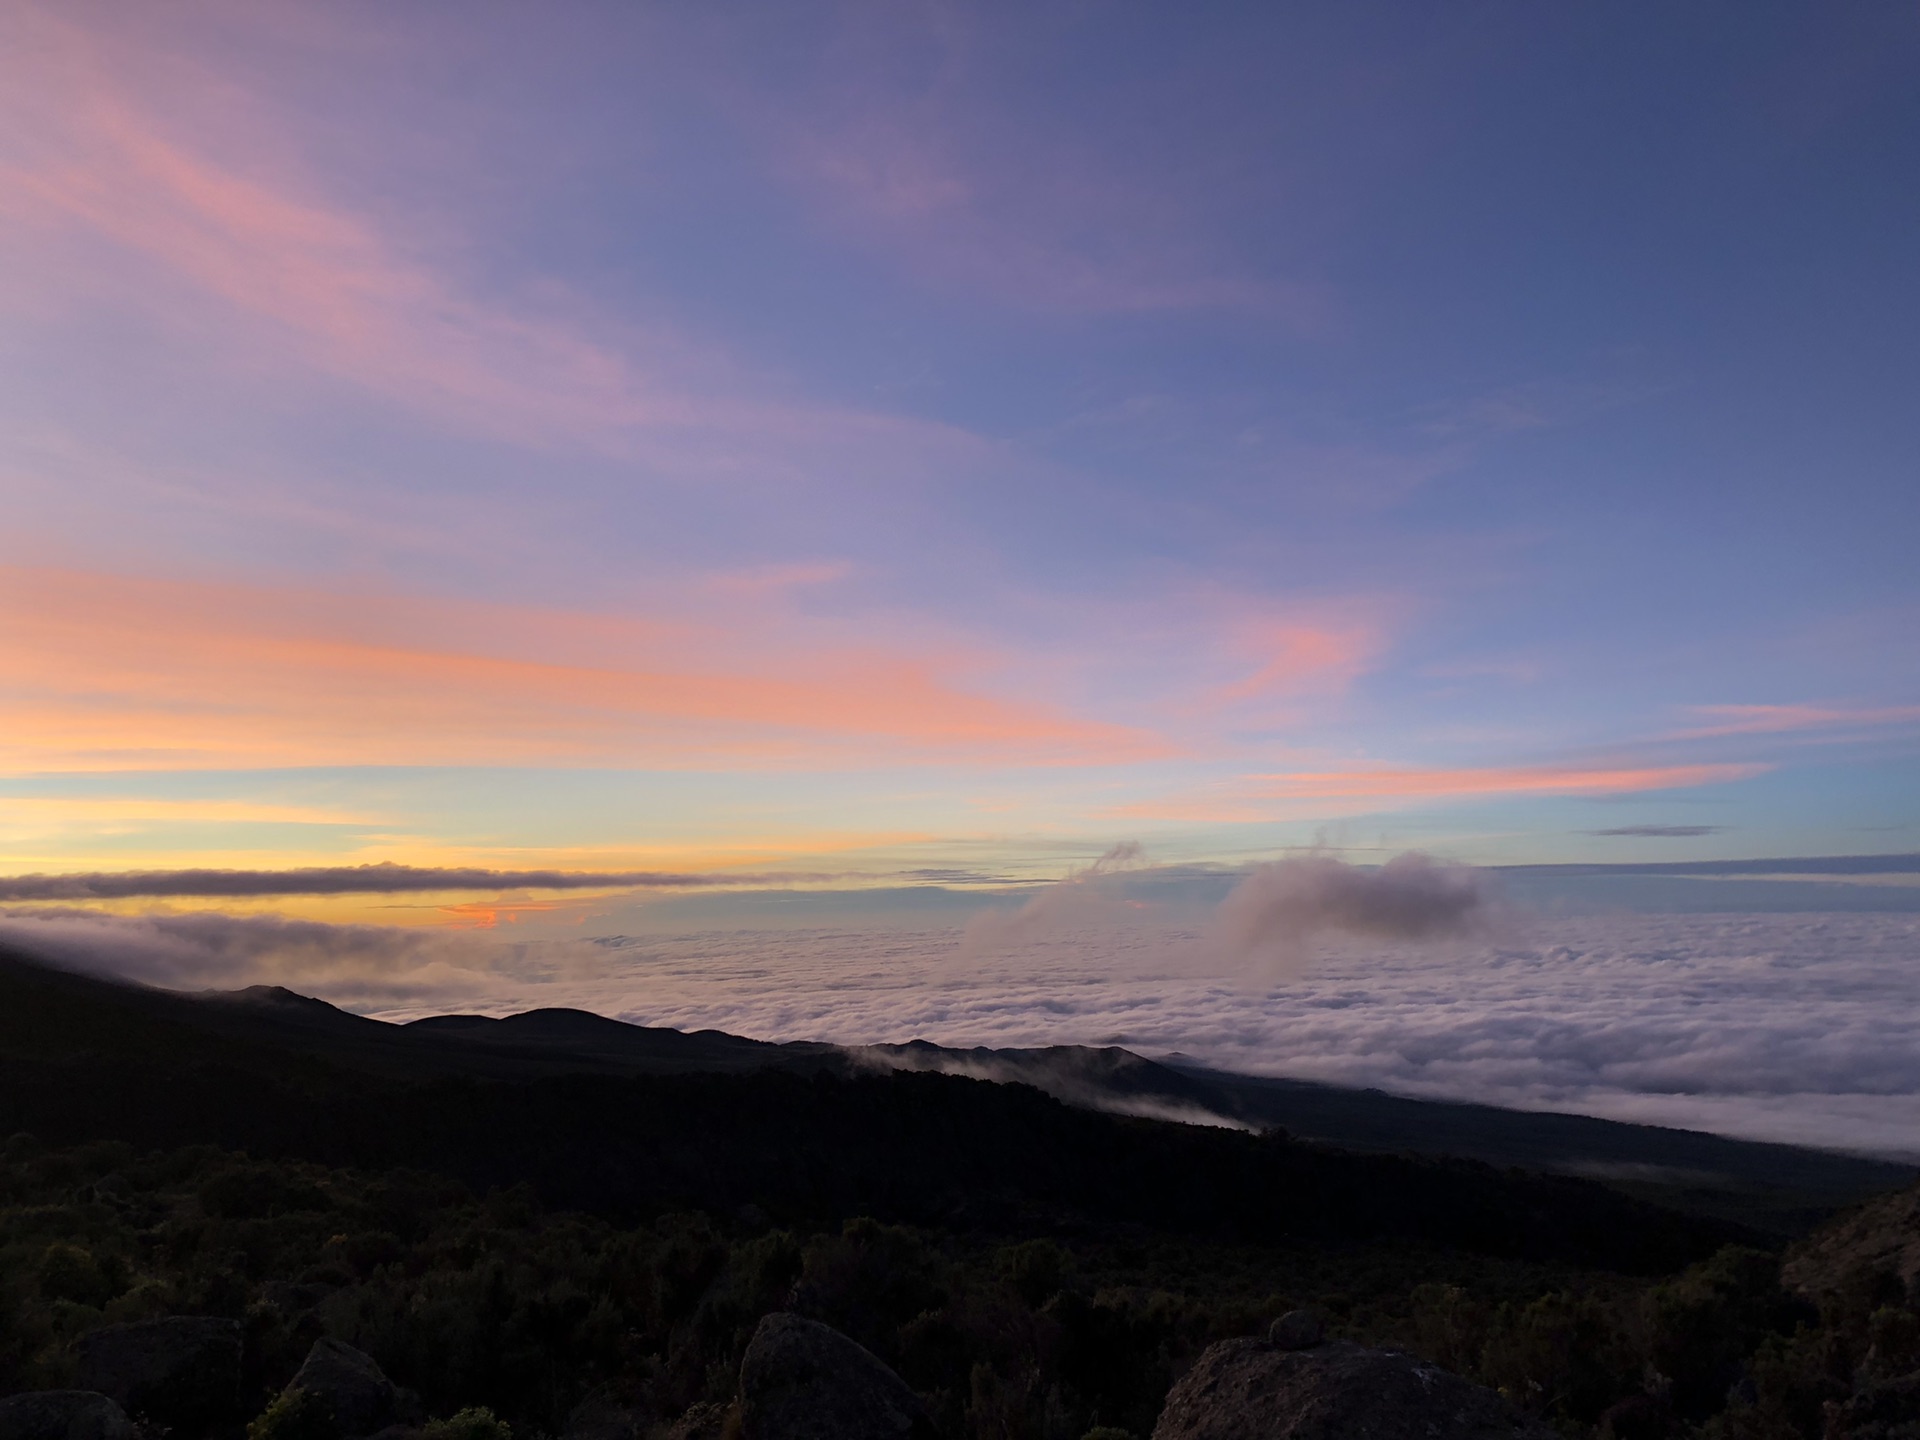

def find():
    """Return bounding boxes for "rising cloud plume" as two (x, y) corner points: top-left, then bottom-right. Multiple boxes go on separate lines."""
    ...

(959, 842), (1148, 955)
(1214, 852), (1492, 965)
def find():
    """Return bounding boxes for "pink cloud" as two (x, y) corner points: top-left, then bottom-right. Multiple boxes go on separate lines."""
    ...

(1205, 618), (1386, 709)
(0, 8), (995, 492)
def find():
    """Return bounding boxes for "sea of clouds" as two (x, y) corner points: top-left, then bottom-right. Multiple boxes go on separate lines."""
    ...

(3, 859), (1918, 1160)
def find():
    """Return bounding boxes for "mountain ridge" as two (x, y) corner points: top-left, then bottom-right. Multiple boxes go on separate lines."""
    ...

(2, 949), (1910, 1234)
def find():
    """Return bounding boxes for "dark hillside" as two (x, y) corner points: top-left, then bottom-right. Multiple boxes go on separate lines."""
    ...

(0, 950), (1736, 1273)
(404, 1006), (841, 1073)
(1182, 1066), (1915, 1234)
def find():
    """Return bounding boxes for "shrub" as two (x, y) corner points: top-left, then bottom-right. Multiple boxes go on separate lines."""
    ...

(37, 1243), (116, 1308)
(248, 1388), (340, 1440)
(421, 1407), (511, 1440)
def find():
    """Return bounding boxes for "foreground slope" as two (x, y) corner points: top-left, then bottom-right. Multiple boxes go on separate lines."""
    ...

(0, 948), (1741, 1272)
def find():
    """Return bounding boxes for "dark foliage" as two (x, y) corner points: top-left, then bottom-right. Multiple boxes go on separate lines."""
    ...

(4, 1140), (1916, 1440)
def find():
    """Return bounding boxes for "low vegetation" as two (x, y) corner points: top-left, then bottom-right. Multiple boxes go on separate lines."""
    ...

(4, 1136), (1914, 1439)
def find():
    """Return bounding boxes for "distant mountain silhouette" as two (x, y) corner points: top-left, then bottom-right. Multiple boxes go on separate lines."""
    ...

(405, 1007), (841, 1074)
(0, 947), (1908, 1241)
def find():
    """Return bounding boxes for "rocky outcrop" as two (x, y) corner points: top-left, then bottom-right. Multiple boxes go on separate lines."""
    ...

(1783, 1180), (1920, 1304)
(1825, 1371), (1920, 1440)
(1152, 1337), (1556, 1440)
(737, 1314), (932, 1440)
(283, 1338), (411, 1438)
(0, 1392), (137, 1440)
(1267, 1311), (1325, 1351)
(73, 1316), (242, 1427)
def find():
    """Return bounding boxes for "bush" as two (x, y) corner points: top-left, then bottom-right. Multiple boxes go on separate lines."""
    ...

(997, 1240), (1070, 1309)
(1644, 1247), (1803, 1421)
(37, 1243), (117, 1308)
(421, 1407), (511, 1440)
(249, 1388), (340, 1440)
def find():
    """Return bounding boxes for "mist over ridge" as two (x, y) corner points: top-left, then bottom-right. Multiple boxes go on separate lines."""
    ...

(4, 850), (1919, 1162)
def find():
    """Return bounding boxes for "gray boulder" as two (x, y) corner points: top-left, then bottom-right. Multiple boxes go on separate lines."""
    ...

(1267, 1311), (1325, 1352)
(738, 1314), (933, 1440)
(0, 1392), (137, 1440)
(285, 1338), (405, 1438)
(1152, 1337), (1557, 1440)
(74, 1316), (242, 1426)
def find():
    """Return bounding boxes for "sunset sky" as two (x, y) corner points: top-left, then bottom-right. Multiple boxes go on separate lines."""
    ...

(5, 2), (1919, 908)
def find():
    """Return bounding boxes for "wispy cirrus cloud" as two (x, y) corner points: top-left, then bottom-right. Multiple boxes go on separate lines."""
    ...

(0, 862), (824, 903)
(734, 9), (1325, 322)
(1118, 761), (1769, 822)
(0, 5), (996, 498)
(1202, 618), (1385, 712)
(1252, 762), (1770, 800)
(776, 115), (1314, 319)
(0, 567), (1165, 772)
(1672, 703), (1920, 740)
(0, 797), (376, 831)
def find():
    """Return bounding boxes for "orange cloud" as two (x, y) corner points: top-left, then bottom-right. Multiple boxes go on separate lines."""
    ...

(0, 797), (374, 829)
(0, 567), (1166, 772)
(1118, 761), (1769, 821)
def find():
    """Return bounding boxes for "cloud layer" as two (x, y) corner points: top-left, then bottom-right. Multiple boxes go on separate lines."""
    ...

(6, 897), (1918, 1160)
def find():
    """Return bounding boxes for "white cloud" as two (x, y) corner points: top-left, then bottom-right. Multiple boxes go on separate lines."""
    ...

(7, 903), (1920, 1161)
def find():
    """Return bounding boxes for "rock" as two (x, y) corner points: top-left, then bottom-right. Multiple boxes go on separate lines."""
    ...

(285, 1338), (405, 1438)
(561, 1391), (648, 1440)
(1267, 1311), (1324, 1351)
(1151, 1337), (1557, 1440)
(658, 1401), (733, 1440)
(0, 1392), (137, 1440)
(74, 1316), (243, 1426)
(1826, 1372), (1920, 1440)
(738, 1313), (933, 1440)
(1783, 1181), (1920, 1304)
(1596, 1391), (1675, 1440)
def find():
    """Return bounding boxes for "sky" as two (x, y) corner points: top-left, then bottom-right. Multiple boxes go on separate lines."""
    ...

(3, 0), (1918, 896)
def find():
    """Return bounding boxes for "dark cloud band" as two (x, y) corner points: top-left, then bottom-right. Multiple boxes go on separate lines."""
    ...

(0, 862), (822, 901)
(1587, 825), (1725, 838)
(1500, 852), (1920, 878)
